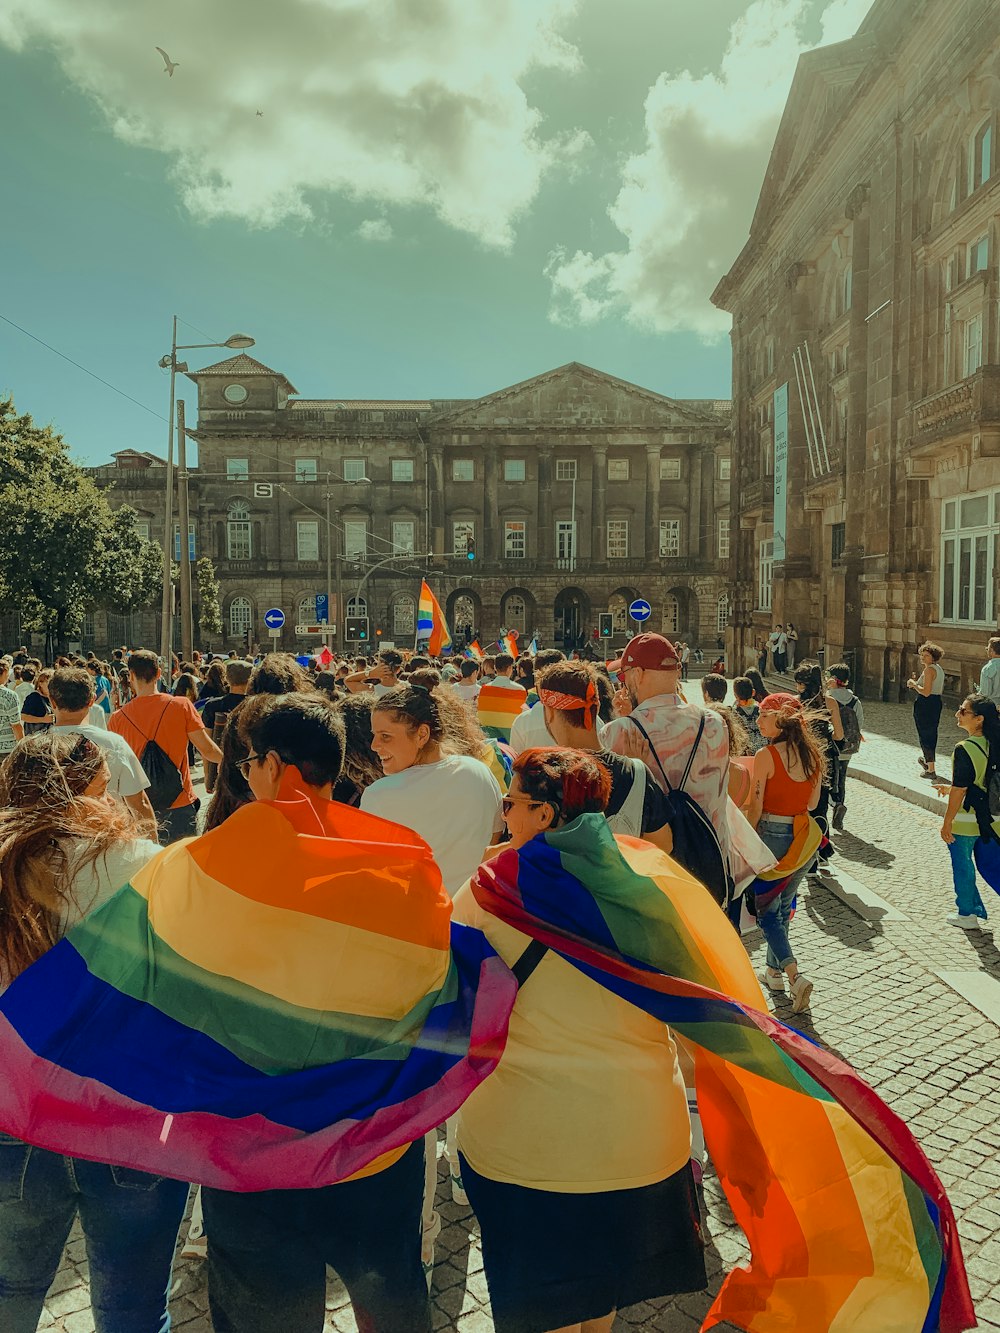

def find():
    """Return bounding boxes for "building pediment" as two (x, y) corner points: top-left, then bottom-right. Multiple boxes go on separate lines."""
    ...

(428, 362), (724, 432)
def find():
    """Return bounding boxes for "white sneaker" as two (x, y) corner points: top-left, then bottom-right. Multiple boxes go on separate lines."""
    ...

(789, 974), (814, 1013)
(450, 1171), (469, 1207)
(947, 914), (981, 930)
(761, 967), (785, 992)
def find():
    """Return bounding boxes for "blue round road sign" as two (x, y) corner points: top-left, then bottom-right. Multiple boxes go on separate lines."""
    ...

(263, 608), (285, 630)
(629, 599), (652, 623)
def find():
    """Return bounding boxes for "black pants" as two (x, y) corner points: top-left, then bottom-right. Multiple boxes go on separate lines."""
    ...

(158, 800), (199, 845)
(913, 695), (943, 765)
(202, 1141), (430, 1333)
(830, 758), (849, 808)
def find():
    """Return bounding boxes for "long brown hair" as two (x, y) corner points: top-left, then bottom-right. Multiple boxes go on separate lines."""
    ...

(0, 733), (139, 978)
(763, 699), (828, 784)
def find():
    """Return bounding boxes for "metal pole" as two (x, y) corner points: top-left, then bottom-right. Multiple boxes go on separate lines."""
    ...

(177, 398), (194, 659)
(158, 316), (177, 668)
(325, 485), (334, 649)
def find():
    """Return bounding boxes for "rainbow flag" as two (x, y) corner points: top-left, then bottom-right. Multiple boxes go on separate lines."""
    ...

(477, 680), (527, 742)
(417, 579), (451, 656)
(472, 816), (974, 1333)
(464, 639), (484, 662)
(749, 813), (823, 912)
(500, 632), (519, 659)
(0, 780), (516, 1191)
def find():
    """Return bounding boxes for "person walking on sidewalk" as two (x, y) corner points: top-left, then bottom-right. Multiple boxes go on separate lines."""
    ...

(907, 642), (946, 781)
(826, 663), (864, 830)
(936, 693), (1000, 930)
(978, 637), (1000, 705)
(746, 694), (825, 1013)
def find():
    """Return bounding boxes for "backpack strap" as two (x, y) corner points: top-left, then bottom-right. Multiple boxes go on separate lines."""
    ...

(627, 714), (674, 794)
(511, 939), (548, 986)
(679, 717), (707, 794)
(125, 700), (172, 748)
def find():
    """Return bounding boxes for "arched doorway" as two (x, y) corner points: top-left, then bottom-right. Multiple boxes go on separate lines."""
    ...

(554, 587), (590, 653)
(446, 589), (481, 646)
(501, 588), (536, 639)
(609, 586), (641, 634)
(666, 586), (699, 642)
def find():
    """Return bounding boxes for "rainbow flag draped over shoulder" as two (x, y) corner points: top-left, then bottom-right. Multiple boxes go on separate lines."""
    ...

(750, 812), (823, 912)
(0, 780), (516, 1192)
(472, 816), (974, 1333)
(417, 579), (451, 656)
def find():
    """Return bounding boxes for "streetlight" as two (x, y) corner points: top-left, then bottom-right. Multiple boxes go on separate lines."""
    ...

(158, 321), (254, 665)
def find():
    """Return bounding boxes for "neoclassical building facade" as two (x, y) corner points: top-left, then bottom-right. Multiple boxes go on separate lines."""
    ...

(90, 360), (731, 655)
(713, 0), (1000, 698)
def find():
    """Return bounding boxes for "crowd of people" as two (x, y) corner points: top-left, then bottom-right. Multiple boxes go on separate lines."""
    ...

(0, 631), (994, 1332)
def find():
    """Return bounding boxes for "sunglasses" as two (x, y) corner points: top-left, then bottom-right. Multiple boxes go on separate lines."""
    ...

(502, 794), (562, 821)
(237, 751), (270, 780)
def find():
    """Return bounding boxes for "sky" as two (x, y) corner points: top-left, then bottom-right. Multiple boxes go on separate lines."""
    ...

(0, 0), (874, 465)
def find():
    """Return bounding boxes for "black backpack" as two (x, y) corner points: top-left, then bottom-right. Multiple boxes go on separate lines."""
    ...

(838, 695), (862, 758)
(627, 714), (732, 907)
(128, 703), (184, 812)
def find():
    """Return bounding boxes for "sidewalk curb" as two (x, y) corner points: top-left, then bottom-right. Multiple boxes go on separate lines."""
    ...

(846, 764), (948, 817)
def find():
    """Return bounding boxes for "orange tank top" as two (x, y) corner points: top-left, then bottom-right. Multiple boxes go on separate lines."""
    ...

(761, 745), (813, 816)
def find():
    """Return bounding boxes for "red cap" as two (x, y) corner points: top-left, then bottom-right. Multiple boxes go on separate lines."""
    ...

(608, 634), (682, 673)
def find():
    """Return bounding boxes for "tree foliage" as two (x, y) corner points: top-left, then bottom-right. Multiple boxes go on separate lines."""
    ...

(0, 396), (163, 653)
(196, 557), (223, 639)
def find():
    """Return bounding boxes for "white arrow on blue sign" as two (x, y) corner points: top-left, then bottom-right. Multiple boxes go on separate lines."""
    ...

(263, 608), (285, 630)
(628, 599), (652, 623)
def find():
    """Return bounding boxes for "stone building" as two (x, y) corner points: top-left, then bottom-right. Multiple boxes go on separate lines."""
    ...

(712, 0), (1000, 699)
(89, 360), (731, 656)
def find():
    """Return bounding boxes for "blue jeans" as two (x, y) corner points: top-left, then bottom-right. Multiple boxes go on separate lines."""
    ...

(0, 1136), (188, 1333)
(947, 835), (989, 919)
(756, 818), (808, 971)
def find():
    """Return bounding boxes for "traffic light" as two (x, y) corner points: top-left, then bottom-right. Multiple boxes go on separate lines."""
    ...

(466, 534), (476, 561)
(599, 613), (614, 638)
(346, 616), (369, 642)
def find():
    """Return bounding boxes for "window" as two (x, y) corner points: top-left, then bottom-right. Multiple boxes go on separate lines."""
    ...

(766, 338), (775, 374)
(173, 523), (196, 562)
(136, 520), (151, 542)
(295, 459), (318, 484)
(346, 595), (367, 618)
(503, 459), (526, 483)
(343, 458), (367, 482)
(662, 594), (680, 635)
(610, 594), (629, 632)
(503, 594), (527, 635)
(832, 521), (846, 564)
(555, 521), (576, 565)
(758, 539), (774, 611)
(227, 457), (249, 481)
(719, 457), (731, 481)
(453, 594), (476, 635)
(717, 517), (730, 560)
(391, 520), (415, 554)
(717, 594), (730, 634)
(296, 520), (319, 562)
(227, 502), (252, 559)
(391, 459), (414, 482)
(608, 458), (630, 481)
(971, 121), (993, 194)
(452, 459), (474, 481)
(297, 594), (319, 626)
(940, 492), (993, 625)
(607, 520), (629, 559)
(393, 597), (415, 638)
(453, 520), (475, 555)
(963, 313), (983, 378)
(229, 596), (252, 638)
(659, 518), (680, 558)
(968, 235), (989, 277)
(504, 521), (526, 559)
(660, 458), (681, 481)
(343, 520), (367, 561)
(555, 459), (577, 481)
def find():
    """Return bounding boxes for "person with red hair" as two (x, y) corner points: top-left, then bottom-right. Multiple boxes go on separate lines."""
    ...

(452, 746), (707, 1333)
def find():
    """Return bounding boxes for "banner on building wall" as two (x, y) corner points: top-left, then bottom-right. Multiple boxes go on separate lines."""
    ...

(773, 383), (789, 563)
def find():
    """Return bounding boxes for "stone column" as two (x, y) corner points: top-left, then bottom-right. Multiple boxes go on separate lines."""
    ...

(430, 447), (445, 557)
(686, 443), (702, 558)
(645, 444), (661, 560)
(843, 184), (871, 667)
(537, 447), (553, 562)
(483, 445), (499, 562)
(592, 445), (607, 566)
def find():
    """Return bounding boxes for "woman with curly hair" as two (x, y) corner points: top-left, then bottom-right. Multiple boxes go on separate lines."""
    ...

(0, 734), (186, 1332)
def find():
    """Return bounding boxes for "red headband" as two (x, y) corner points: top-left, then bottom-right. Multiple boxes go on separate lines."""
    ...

(539, 681), (599, 729)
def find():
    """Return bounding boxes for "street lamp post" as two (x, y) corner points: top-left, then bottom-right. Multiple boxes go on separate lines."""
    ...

(158, 321), (254, 668)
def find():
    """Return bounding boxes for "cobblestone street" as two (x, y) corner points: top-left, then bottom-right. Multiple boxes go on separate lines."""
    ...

(40, 703), (1000, 1332)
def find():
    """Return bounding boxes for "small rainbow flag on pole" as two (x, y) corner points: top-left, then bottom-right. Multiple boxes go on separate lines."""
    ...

(464, 640), (484, 662)
(500, 632), (519, 659)
(417, 579), (452, 656)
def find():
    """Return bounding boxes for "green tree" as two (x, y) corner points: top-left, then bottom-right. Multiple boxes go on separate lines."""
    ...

(196, 557), (223, 640)
(0, 396), (164, 657)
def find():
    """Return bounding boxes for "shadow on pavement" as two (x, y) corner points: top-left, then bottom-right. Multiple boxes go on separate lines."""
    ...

(967, 928), (1000, 981)
(830, 830), (895, 871)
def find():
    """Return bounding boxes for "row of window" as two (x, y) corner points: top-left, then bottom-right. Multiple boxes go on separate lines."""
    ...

(222, 456), (731, 485)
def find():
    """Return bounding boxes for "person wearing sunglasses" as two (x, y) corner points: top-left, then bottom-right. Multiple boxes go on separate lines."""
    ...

(452, 746), (706, 1333)
(935, 693), (1000, 929)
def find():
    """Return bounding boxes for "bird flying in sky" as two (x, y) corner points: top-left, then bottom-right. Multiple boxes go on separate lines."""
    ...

(155, 47), (178, 77)
(256, 110), (264, 117)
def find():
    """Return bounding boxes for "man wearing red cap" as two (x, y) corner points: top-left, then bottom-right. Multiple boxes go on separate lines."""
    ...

(603, 633), (731, 866)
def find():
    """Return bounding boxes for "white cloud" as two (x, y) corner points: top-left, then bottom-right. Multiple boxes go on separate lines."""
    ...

(0, 0), (586, 249)
(545, 0), (875, 338)
(357, 218), (393, 243)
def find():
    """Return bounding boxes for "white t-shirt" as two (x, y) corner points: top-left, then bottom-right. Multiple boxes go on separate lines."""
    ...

(510, 703), (606, 756)
(13, 681), (33, 704)
(361, 755), (503, 893)
(453, 681), (481, 704)
(51, 722), (150, 799)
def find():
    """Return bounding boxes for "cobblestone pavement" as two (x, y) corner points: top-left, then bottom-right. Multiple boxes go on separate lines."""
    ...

(39, 733), (1000, 1331)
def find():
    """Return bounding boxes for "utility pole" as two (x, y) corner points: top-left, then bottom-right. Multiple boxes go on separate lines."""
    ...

(158, 316), (178, 667)
(177, 398), (194, 660)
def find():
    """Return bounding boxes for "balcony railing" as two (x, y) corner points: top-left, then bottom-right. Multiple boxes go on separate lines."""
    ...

(910, 366), (1000, 448)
